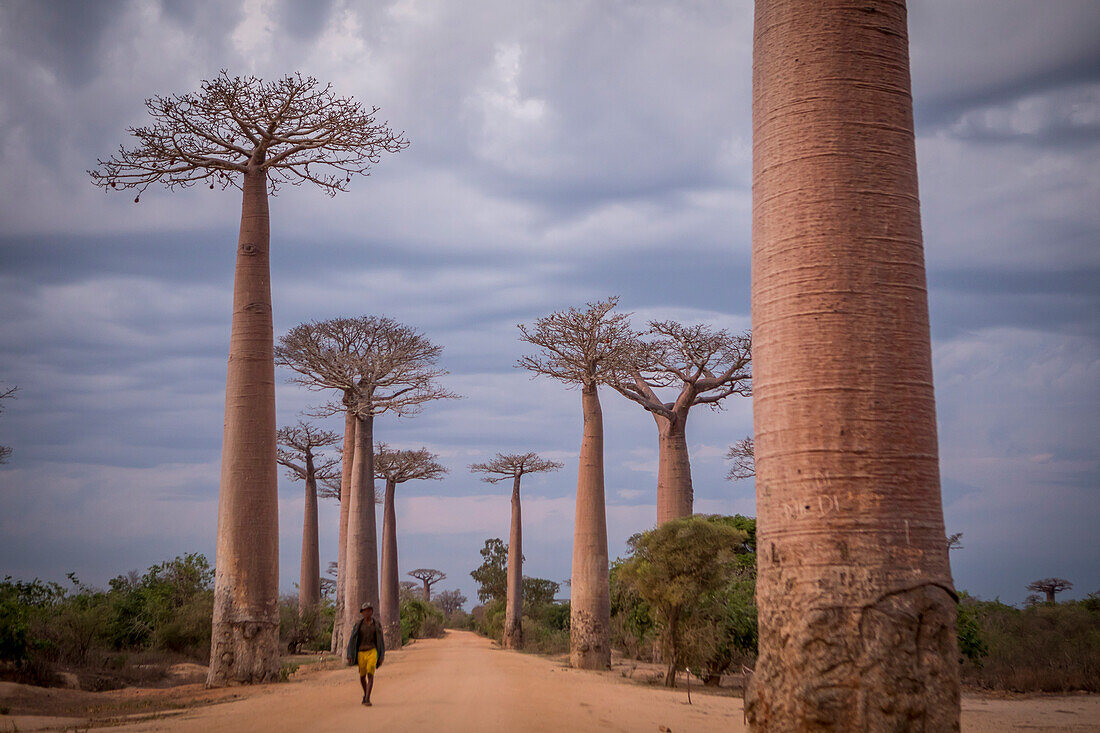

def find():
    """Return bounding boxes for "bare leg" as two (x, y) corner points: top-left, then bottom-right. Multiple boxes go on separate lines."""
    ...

(365, 673), (374, 705)
(359, 674), (367, 704)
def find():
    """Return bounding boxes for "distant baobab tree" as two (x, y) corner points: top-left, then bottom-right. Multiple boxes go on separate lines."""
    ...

(276, 421), (339, 621)
(470, 452), (563, 649)
(90, 72), (407, 686)
(434, 589), (467, 617)
(408, 569), (446, 602)
(725, 436), (754, 481)
(276, 317), (457, 650)
(1027, 577), (1073, 604)
(612, 322), (751, 523)
(376, 444), (448, 648)
(746, 1), (959, 728)
(518, 297), (638, 670)
(0, 383), (15, 464)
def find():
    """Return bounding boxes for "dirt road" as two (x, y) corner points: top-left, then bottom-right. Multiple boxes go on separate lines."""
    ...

(16, 630), (1097, 733)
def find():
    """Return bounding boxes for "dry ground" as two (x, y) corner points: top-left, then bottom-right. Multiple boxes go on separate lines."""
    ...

(1, 630), (1098, 732)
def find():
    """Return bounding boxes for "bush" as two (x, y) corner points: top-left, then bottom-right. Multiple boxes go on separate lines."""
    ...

(960, 594), (1100, 692)
(1, 554), (216, 688)
(400, 598), (445, 643)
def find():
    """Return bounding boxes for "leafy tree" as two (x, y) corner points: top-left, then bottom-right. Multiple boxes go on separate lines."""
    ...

(470, 538), (511, 603)
(617, 516), (748, 687)
(522, 577), (560, 611)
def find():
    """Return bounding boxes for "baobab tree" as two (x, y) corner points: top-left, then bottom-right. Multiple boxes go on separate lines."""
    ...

(518, 297), (637, 669)
(90, 72), (407, 686)
(470, 452), (563, 648)
(375, 444), (448, 649)
(725, 436), (754, 481)
(434, 589), (467, 617)
(611, 322), (751, 523)
(0, 384), (15, 464)
(746, 1), (959, 728)
(276, 421), (339, 620)
(276, 317), (456, 650)
(408, 569), (446, 602)
(1027, 578), (1073, 604)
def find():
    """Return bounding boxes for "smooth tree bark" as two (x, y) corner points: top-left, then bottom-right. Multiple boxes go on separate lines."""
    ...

(375, 444), (448, 649)
(746, 2), (959, 729)
(408, 568), (446, 602)
(275, 421), (339, 620)
(90, 73), (407, 686)
(470, 453), (563, 649)
(276, 317), (457, 651)
(330, 392), (356, 652)
(611, 322), (751, 524)
(518, 297), (638, 669)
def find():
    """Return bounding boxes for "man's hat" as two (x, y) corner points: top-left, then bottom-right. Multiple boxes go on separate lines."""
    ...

(360, 603), (373, 611)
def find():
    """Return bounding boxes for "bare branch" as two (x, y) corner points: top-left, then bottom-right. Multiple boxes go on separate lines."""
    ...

(374, 442), (448, 484)
(89, 71), (408, 198)
(275, 420), (340, 482)
(0, 383), (16, 464)
(516, 297), (642, 390)
(609, 322), (751, 422)
(469, 452), (563, 483)
(725, 437), (755, 481)
(275, 316), (461, 419)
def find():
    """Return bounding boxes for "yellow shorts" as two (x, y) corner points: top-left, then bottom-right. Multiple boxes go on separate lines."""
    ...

(357, 649), (378, 676)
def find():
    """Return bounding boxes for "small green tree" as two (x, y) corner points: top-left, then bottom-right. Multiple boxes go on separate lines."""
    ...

(470, 538), (513, 603)
(617, 516), (748, 687)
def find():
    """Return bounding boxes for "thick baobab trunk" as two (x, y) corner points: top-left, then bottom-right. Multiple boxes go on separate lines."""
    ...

(503, 474), (523, 649)
(331, 404), (355, 653)
(208, 166), (280, 686)
(745, 1), (960, 729)
(379, 478), (402, 650)
(570, 386), (610, 669)
(342, 415), (379, 645)
(655, 413), (692, 524)
(298, 454), (321, 620)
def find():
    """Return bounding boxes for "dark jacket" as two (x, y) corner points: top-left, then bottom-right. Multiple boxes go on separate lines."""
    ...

(346, 618), (386, 668)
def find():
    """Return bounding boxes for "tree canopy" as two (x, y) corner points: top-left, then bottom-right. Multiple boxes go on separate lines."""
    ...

(469, 452), (563, 483)
(470, 538), (513, 603)
(89, 71), (408, 198)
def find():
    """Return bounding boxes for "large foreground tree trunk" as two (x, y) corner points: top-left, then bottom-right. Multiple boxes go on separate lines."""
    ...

(298, 454), (320, 619)
(379, 478), (402, 649)
(655, 413), (692, 524)
(331, 405), (355, 653)
(208, 166), (280, 686)
(342, 415), (379, 644)
(745, 1), (960, 729)
(570, 386), (610, 669)
(503, 474), (523, 649)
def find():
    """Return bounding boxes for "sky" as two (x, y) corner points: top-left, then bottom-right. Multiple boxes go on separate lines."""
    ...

(0, 0), (1097, 610)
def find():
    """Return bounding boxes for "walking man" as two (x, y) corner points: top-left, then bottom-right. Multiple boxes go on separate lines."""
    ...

(346, 602), (386, 706)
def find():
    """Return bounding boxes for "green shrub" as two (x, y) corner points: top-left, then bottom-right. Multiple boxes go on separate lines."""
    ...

(400, 598), (445, 643)
(960, 594), (1100, 692)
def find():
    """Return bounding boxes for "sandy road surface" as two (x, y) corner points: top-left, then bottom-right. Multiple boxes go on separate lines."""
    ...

(40, 630), (1100, 733)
